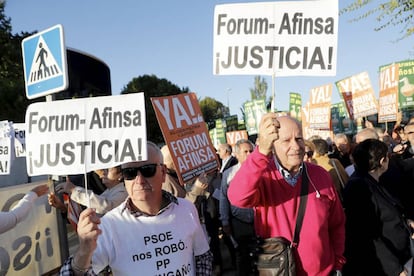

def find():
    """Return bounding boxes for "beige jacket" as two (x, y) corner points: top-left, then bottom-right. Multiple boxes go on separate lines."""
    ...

(313, 155), (349, 202)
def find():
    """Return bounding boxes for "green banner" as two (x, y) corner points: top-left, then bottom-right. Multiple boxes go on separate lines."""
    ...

(379, 59), (414, 110)
(243, 99), (267, 135)
(397, 59), (414, 110)
(289, 92), (302, 121)
(331, 102), (355, 135)
(225, 115), (238, 132)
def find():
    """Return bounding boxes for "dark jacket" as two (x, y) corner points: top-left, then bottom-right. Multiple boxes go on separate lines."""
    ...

(343, 171), (411, 276)
(221, 155), (238, 172)
(380, 157), (414, 220)
(328, 150), (352, 168)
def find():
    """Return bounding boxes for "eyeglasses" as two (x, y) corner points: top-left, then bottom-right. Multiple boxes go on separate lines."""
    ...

(305, 151), (314, 158)
(122, 164), (163, 180)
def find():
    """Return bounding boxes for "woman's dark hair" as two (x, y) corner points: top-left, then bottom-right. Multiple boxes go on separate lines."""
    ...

(312, 138), (329, 155)
(352, 139), (388, 172)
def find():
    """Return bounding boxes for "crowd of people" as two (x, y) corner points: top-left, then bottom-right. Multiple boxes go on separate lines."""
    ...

(4, 112), (414, 276)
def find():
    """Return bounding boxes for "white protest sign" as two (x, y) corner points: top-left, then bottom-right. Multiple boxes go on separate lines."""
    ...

(213, 0), (338, 76)
(0, 121), (12, 175)
(13, 123), (26, 158)
(25, 93), (146, 176)
(0, 181), (60, 275)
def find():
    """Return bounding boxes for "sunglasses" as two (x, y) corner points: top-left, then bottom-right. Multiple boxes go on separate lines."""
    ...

(305, 151), (314, 158)
(122, 164), (163, 180)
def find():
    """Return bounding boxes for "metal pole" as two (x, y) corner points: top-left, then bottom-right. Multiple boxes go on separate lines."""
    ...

(270, 73), (275, 112)
(227, 88), (231, 115)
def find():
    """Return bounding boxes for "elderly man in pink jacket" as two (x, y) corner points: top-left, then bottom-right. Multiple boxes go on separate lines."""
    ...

(228, 114), (345, 276)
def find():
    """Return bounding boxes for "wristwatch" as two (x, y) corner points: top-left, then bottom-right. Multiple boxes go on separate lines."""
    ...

(332, 270), (342, 276)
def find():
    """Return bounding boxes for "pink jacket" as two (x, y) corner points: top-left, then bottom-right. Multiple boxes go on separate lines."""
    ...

(228, 148), (346, 275)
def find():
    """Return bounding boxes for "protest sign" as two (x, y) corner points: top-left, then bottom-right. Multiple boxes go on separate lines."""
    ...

(244, 99), (267, 135)
(0, 121), (12, 175)
(209, 119), (226, 148)
(0, 181), (60, 275)
(151, 93), (219, 184)
(301, 103), (333, 140)
(213, 0), (338, 76)
(13, 123), (26, 158)
(25, 93), (146, 176)
(378, 63), (399, 123)
(226, 130), (248, 148)
(379, 59), (414, 110)
(289, 92), (302, 121)
(336, 71), (379, 120)
(308, 84), (332, 129)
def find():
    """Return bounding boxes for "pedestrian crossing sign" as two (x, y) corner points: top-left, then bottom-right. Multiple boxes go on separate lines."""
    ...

(22, 24), (68, 99)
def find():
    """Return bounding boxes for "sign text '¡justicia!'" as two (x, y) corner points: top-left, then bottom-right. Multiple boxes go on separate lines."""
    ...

(27, 107), (142, 133)
(27, 138), (143, 174)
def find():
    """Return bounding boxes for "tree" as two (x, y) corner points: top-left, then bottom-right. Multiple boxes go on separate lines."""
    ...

(199, 96), (228, 130)
(340, 0), (414, 40)
(0, 2), (37, 122)
(121, 74), (189, 144)
(249, 75), (267, 100)
(245, 75), (272, 114)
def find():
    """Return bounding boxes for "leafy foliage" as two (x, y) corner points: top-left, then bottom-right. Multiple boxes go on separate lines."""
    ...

(249, 75), (268, 100)
(340, 0), (414, 40)
(199, 96), (228, 130)
(0, 2), (38, 122)
(120, 74), (189, 144)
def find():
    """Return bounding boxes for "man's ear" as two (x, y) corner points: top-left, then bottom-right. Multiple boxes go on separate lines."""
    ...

(379, 156), (387, 168)
(160, 164), (167, 182)
(161, 164), (167, 174)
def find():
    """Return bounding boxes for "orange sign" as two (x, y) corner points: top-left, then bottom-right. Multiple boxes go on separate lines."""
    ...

(378, 63), (399, 123)
(336, 71), (379, 120)
(301, 102), (333, 140)
(151, 93), (219, 184)
(226, 130), (248, 147)
(308, 84), (332, 129)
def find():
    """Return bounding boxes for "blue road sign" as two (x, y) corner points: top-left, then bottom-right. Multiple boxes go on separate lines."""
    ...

(22, 24), (68, 99)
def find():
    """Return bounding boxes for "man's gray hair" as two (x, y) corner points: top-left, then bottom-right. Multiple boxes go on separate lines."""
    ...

(234, 139), (254, 153)
(334, 133), (349, 143)
(147, 141), (164, 163)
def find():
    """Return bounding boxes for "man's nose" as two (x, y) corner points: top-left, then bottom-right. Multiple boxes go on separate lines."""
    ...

(134, 171), (146, 182)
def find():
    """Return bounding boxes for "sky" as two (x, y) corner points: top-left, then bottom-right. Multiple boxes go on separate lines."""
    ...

(4, 0), (414, 119)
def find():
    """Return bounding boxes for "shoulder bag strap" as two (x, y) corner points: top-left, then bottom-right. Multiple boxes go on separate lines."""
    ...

(292, 164), (309, 247)
(330, 158), (345, 188)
